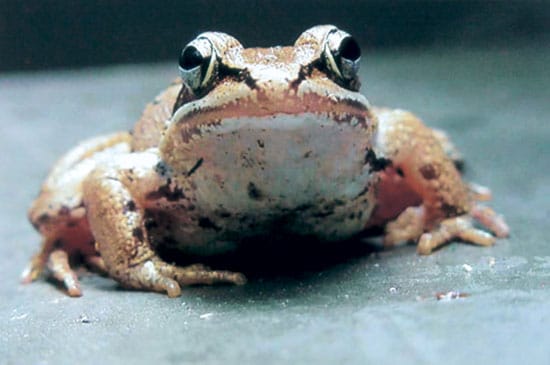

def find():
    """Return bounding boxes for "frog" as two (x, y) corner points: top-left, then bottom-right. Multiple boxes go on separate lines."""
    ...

(22, 25), (509, 297)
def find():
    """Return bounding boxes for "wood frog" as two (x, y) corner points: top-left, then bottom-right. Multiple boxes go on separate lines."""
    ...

(23, 25), (509, 297)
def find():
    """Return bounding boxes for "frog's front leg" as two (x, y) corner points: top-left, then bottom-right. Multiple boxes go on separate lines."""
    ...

(83, 152), (245, 297)
(373, 108), (509, 254)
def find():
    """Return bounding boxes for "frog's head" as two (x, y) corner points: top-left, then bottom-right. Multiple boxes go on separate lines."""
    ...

(161, 26), (377, 224)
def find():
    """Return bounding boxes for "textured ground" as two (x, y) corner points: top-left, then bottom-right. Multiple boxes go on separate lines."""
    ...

(1, 45), (549, 364)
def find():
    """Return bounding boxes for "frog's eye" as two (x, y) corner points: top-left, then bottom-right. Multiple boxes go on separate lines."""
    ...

(179, 37), (218, 91)
(323, 30), (361, 82)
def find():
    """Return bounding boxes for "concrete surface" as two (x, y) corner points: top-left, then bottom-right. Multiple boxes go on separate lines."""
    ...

(1, 45), (549, 365)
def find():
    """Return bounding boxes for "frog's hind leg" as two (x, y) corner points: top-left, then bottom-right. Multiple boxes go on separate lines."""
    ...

(374, 108), (509, 254)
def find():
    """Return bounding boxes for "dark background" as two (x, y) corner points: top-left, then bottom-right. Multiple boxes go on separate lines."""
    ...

(1, 0), (549, 72)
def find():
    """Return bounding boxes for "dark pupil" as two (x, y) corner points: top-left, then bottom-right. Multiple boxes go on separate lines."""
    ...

(339, 37), (361, 61)
(179, 46), (203, 70)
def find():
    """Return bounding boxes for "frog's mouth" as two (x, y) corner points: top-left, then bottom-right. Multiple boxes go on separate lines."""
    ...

(160, 86), (378, 240)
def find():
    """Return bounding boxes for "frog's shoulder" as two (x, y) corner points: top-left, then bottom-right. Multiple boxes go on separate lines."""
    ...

(131, 78), (183, 151)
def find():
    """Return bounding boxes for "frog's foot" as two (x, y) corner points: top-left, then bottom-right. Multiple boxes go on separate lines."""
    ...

(22, 236), (108, 296)
(21, 247), (83, 297)
(118, 259), (247, 298)
(384, 204), (510, 255)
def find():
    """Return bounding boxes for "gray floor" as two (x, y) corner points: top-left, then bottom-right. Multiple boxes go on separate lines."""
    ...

(1, 45), (549, 365)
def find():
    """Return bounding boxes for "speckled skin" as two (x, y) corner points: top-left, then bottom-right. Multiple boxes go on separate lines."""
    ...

(23, 25), (509, 297)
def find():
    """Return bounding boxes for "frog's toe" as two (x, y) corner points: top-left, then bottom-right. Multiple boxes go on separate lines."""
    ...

(20, 252), (46, 284)
(46, 249), (82, 297)
(158, 262), (247, 287)
(468, 183), (493, 201)
(383, 206), (425, 248)
(471, 204), (510, 238)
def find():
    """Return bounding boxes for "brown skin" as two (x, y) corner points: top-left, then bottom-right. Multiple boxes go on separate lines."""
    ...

(23, 25), (509, 297)
(369, 108), (508, 254)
